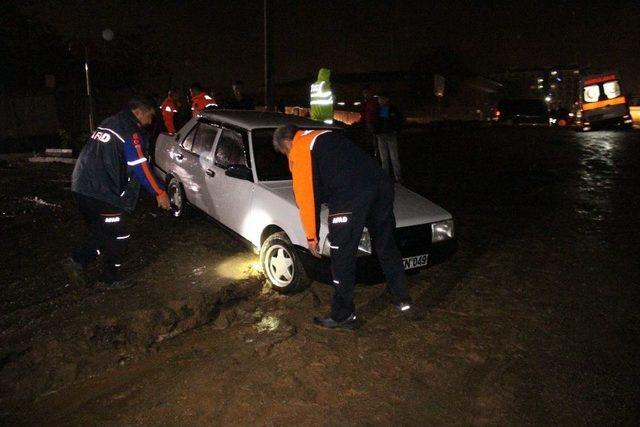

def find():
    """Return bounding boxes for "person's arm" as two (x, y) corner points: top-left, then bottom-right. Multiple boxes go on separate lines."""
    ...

(288, 142), (319, 248)
(123, 132), (170, 209)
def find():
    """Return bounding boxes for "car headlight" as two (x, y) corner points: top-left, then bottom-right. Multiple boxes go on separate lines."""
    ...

(322, 229), (372, 257)
(431, 220), (454, 242)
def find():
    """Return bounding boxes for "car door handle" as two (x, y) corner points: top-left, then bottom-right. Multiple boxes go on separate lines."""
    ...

(206, 169), (215, 177)
(175, 153), (184, 160)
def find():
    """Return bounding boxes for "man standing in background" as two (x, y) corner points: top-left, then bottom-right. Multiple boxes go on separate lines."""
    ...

(160, 88), (180, 134)
(374, 92), (403, 183)
(224, 80), (255, 110)
(360, 85), (378, 157)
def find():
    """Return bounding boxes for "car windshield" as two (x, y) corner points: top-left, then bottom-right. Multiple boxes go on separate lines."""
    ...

(251, 128), (291, 181)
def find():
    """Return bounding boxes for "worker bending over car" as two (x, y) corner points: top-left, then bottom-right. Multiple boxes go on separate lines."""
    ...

(272, 125), (414, 330)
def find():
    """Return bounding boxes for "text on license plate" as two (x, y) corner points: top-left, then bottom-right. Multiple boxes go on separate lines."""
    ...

(403, 254), (428, 270)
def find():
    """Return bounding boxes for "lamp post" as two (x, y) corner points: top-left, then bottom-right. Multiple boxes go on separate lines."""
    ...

(263, 0), (273, 110)
(78, 29), (114, 133)
(84, 45), (95, 132)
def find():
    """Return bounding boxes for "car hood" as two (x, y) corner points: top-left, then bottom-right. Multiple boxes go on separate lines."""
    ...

(257, 181), (452, 227)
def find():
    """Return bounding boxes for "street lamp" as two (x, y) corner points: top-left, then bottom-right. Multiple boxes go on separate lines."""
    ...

(74, 29), (114, 133)
(83, 44), (94, 132)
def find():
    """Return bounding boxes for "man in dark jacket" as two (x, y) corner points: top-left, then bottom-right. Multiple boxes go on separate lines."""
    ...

(273, 125), (413, 330)
(223, 80), (255, 110)
(374, 93), (403, 183)
(68, 95), (170, 290)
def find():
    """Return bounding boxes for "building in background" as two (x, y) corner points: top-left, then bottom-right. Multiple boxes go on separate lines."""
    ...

(490, 66), (581, 111)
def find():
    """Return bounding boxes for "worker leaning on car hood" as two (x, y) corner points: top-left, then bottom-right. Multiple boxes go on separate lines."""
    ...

(68, 95), (171, 290)
(273, 125), (414, 330)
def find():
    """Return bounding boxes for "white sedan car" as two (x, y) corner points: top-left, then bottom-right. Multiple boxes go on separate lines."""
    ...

(154, 110), (456, 293)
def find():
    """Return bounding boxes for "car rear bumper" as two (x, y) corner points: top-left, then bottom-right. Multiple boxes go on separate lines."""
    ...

(297, 238), (458, 285)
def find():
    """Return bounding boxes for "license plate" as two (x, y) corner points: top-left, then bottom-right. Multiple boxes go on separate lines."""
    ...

(403, 254), (428, 270)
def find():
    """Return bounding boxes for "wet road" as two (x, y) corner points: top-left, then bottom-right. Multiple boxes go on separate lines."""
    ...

(1, 125), (639, 425)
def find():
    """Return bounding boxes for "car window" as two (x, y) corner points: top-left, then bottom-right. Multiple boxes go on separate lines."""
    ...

(251, 128), (291, 181)
(181, 124), (198, 151)
(192, 124), (219, 156)
(214, 129), (247, 168)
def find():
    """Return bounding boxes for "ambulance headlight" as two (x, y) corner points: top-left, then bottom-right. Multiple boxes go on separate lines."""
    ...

(431, 220), (454, 242)
(322, 230), (372, 257)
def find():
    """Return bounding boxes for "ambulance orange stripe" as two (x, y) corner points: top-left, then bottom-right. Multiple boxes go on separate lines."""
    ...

(134, 144), (164, 195)
(582, 96), (627, 111)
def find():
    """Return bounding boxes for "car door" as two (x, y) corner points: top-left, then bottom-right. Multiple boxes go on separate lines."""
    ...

(188, 123), (221, 215)
(170, 123), (202, 207)
(172, 122), (220, 214)
(204, 127), (255, 237)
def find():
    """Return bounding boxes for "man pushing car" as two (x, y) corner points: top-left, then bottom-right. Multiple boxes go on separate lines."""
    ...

(272, 125), (414, 329)
(68, 95), (171, 290)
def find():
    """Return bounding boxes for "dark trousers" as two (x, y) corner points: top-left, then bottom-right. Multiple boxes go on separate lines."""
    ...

(329, 178), (410, 321)
(72, 193), (129, 282)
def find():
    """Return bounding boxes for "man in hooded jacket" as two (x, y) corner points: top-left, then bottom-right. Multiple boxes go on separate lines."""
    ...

(310, 68), (334, 124)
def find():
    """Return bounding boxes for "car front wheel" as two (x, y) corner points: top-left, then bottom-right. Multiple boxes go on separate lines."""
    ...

(260, 232), (310, 294)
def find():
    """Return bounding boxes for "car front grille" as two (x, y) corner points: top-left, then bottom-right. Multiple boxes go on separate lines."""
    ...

(394, 224), (431, 254)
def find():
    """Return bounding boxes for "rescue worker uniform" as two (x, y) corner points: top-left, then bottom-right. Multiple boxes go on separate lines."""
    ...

(71, 109), (166, 284)
(161, 96), (180, 134)
(310, 68), (334, 124)
(191, 92), (217, 117)
(288, 129), (411, 322)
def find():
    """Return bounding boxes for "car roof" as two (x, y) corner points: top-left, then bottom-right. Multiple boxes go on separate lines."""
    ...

(197, 109), (342, 131)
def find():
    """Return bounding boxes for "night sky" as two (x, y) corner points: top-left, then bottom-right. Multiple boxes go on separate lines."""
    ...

(11, 0), (640, 94)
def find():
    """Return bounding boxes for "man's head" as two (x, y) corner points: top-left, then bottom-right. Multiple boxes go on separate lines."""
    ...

(272, 124), (298, 155)
(190, 83), (202, 97)
(128, 95), (156, 127)
(363, 85), (373, 100)
(378, 92), (389, 105)
(232, 80), (244, 98)
(168, 87), (179, 100)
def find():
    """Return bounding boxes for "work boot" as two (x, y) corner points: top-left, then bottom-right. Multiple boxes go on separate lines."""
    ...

(95, 278), (134, 291)
(313, 313), (357, 330)
(63, 257), (86, 286)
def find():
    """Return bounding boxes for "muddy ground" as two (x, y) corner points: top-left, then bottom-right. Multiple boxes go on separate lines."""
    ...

(1, 126), (639, 425)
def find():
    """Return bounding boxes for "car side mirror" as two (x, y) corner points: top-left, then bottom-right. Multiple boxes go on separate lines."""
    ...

(225, 164), (252, 181)
(174, 133), (181, 142)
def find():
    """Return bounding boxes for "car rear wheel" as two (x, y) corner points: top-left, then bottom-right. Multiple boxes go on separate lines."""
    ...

(168, 176), (189, 218)
(260, 232), (310, 294)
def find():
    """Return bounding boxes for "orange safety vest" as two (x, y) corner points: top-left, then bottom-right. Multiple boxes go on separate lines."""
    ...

(191, 92), (217, 117)
(287, 129), (332, 244)
(161, 97), (179, 134)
